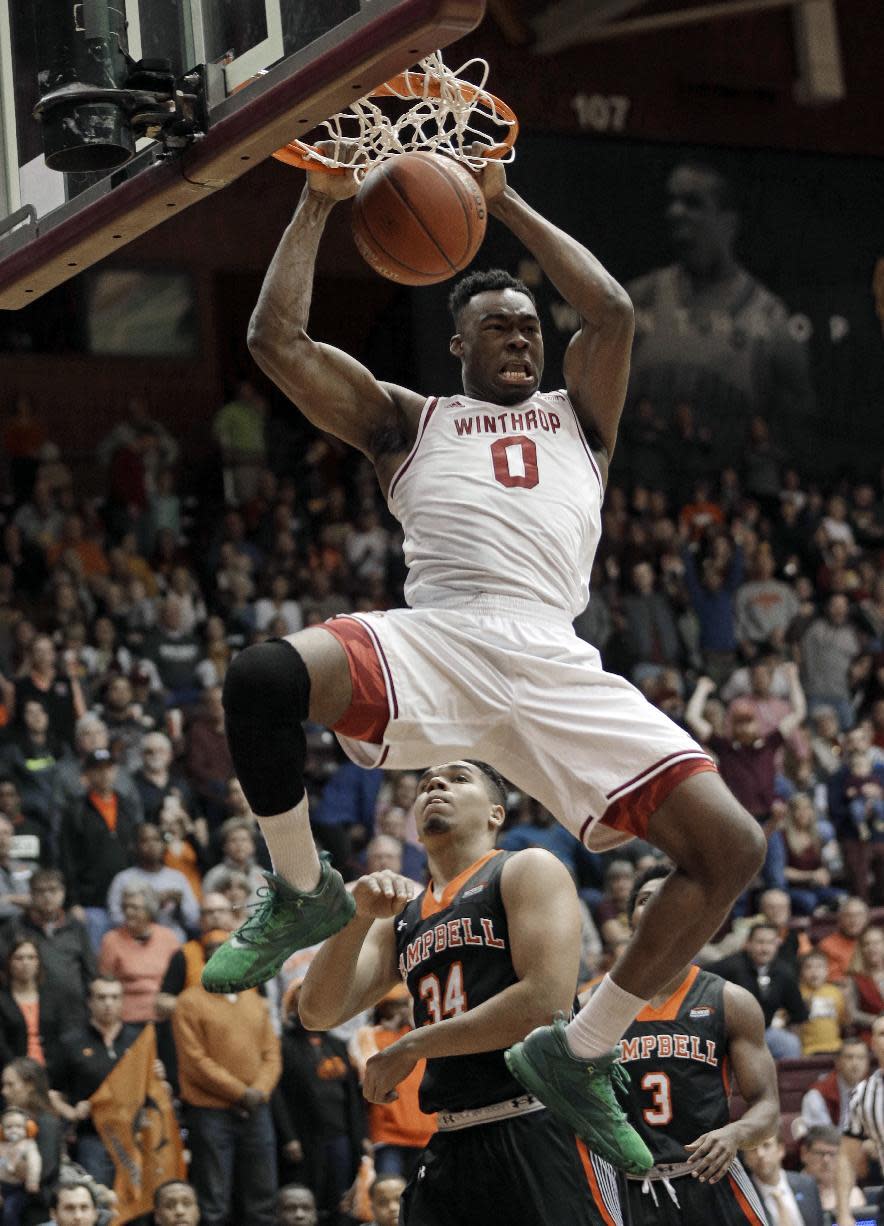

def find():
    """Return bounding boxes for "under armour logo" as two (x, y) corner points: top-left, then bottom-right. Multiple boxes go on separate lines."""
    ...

(418, 1166), (427, 1180)
(396, 918), (408, 930)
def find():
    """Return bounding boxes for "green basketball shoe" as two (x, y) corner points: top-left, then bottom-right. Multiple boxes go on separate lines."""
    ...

(504, 1016), (653, 1175)
(201, 856), (356, 993)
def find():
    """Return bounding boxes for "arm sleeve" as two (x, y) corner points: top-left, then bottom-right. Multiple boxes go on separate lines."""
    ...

(35, 1113), (62, 1193)
(270, 1085), (297, 1145)
(161, 950), (187, 996)
(785, 974), (809, 1023)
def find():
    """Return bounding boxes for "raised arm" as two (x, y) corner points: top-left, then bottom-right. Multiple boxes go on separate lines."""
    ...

(684, 983), (780, 1184)
(246, 166), (422, 462)
(686, 676), (717, 743)
(362, 848), (582, 1104)
(477, 165), (633, 463)
(778, 660), (808, 738)
(298, 870), (413, 1030)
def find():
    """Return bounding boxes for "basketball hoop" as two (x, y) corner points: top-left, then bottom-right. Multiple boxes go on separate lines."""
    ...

(272, 52), (518, 177)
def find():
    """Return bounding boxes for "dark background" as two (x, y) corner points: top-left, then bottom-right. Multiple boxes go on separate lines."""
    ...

(0, 0), (881, 490)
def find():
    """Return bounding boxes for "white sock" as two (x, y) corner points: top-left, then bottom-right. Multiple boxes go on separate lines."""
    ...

(256, 796), (321, 892)
(564, 974), (647, 1059)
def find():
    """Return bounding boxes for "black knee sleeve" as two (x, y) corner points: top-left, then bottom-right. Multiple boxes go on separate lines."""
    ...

(222, 639), (311, 815)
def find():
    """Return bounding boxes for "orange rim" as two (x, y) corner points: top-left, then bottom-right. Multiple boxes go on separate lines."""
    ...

(272, 68), (518, 173)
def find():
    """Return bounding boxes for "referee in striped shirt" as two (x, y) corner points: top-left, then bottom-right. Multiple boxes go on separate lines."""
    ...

(836, 1012), (884, 1226)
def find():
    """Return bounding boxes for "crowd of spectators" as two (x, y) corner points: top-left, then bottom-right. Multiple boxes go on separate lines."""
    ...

(0, 387), (883, 1221)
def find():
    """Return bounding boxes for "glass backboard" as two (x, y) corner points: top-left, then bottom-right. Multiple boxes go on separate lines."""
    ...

(0, 0), (485, 308)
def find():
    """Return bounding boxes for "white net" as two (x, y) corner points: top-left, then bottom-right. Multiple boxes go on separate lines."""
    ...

(286, 52), (517, 176)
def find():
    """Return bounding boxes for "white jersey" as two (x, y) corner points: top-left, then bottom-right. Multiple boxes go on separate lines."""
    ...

(387, 390), (604, 618)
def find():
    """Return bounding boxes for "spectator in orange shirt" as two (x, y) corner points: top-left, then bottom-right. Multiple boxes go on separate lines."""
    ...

(45, 513), (109, 578)
(173, 931), (281, 1226)
(818, 896), (869, 985)
(349, 985), (435, 1180)
(98, 886), (180, 1023)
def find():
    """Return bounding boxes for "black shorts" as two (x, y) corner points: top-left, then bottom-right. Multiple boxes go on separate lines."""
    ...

(624, 1161), (766, 1226)
(399, 1108), (623, 1226)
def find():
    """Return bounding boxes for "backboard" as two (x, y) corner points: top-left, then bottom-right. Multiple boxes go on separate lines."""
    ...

(0, 0), (485, 309)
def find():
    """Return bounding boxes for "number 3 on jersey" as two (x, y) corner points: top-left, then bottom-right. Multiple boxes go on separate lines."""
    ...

(418, 962), (467, 1024)
(490, 435), (539, 490)
(640, 1071), (673, 1125)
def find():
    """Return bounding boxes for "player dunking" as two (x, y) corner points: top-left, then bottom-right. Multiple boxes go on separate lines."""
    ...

(612, 865), (778, 1224)
(298, 759), (624, 1226)
(202, 151), (767, 1172)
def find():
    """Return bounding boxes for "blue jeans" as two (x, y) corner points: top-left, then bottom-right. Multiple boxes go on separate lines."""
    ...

(0, 1181), (27, 1226)
(762, 830), (788, 889)
(765, 1026), (802, 1060)
(374, 1142), (423, 1179)
(186, 1103), (277, 1226)
(76, 1131), (115, 1188)
(787, 885), (846, 916)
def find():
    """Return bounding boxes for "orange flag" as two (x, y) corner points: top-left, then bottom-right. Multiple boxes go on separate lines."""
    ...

(90, 1023), (186, 1223)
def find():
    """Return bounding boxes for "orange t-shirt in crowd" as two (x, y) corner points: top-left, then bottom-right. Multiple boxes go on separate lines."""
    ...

(89, 791), (118, 834)
(17, 999), (44, 1064)
(818, 931), (858, 984)
(350, 1025), (436, 1148)
(164, 843), (203, 901)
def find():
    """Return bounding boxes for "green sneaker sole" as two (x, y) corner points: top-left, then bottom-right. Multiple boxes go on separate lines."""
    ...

(505, 1023), (653, 1176)
(201, 861), (356, 993)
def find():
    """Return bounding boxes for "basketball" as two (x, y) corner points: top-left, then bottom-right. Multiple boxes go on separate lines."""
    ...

(351, 151), (487, 286)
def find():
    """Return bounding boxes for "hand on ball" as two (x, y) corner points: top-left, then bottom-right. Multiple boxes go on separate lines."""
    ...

(305, 141), (359, 202)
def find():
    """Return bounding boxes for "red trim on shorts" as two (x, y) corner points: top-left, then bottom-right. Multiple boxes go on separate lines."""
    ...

(388, 397), (438, 499)
(317, 618), (391, 744)
(581, 757), (718, 844)
(606, 749), (711, 802)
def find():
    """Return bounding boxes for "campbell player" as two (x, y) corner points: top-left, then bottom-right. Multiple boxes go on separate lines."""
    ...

(202, 146), (767, 1172)
(298, 760), (624, 1226)
(610, 865), (778, 1225)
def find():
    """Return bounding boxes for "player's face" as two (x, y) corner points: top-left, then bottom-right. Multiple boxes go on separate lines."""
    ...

(630, 874), (665, 929)
(414, 762), (501, 842)
(451, 290), (544, 405)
